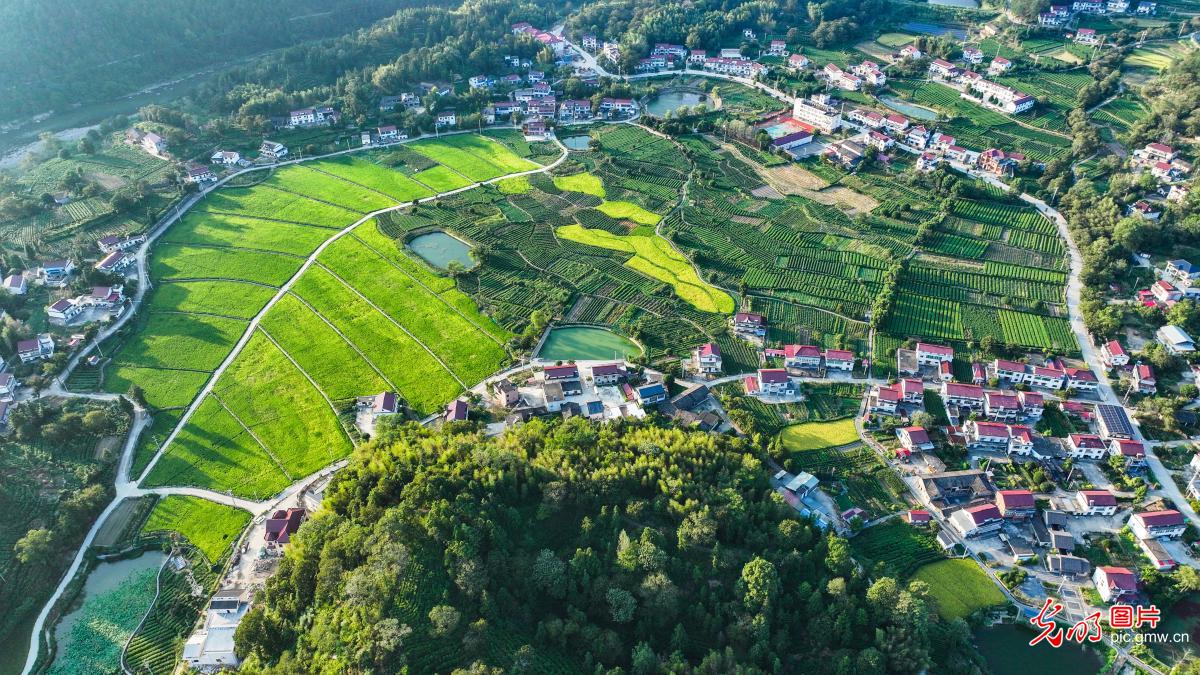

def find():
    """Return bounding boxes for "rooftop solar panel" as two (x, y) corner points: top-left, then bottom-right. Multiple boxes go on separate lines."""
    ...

(1096, 404), (1134, 438)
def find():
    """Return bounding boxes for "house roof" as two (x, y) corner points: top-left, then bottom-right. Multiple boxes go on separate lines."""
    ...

(1098, 566), (1137, 590)
(1158, 324), (1192, 346)
(1113, 439), (1144, 456)
(1080, 489), (1117, 506)
(372, 392), (398, 413)
(907, 509), (931, 522)
(1009, 425), (1033, 442)
(825, 349), (853, 361)
(917, 342), (953, 356)
(48, 298), (74, 312)
(445, 399), (469, 421)
(1048, 554), (1090, 575)
(743, 375), (760, 393)
(1104, 340), (1127, 357)
(264, 508), (306, 544)
(1069, 433), (1106, 449)
(944, 382), (983, 398)
(759, 368), (790, 384)
(1148, 141), (1174, 154)
(986, 392), (1020, 408)
(544, 364), (579, 379)
(1018, 391), (1043, 406)
(966, 503), (1002, 523)
(783, 344), (821, 358)
(997, 489), (1035, 509)
(876, 384), (901, 402)
(1066, 367), (1097, 382)
(637, 382), (666, 398)
(1134, 510), (1185, 527)
(697, 342), (720, 357)
(974, 421), (1010, 437)
(591, 363), (625, 377)
(1136, 364), (1156, 381)
(734, 312), (764, 325)
(902, 426), (931, 444)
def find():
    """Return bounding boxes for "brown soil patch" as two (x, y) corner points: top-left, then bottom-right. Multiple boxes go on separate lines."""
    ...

(763, 163), (830, 190)
(86, 172), (127, 191)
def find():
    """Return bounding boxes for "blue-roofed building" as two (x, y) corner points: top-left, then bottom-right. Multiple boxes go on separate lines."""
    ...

(636, 382), (667, 405)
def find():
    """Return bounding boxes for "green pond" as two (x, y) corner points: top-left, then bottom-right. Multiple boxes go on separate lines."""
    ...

(538, 326), (641, 361)
(562, 135), (591, 150)
(644, 90), (711, 117)
(975, 623), (1104, 675)
(408, 231), (476, 270)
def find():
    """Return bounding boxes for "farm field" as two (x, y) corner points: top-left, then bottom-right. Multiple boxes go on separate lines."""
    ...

(595, 199), (661, 225)
(148, 280), (276, 319)
(108, 312), (247, 371)
(105, 365), (210, 410)
(162, 211), (333, 257)
(261, 165), (397, 212)
(553, 171), (606, 197)
(410, 135), (538, 181)
(778, 418), (860, 452)
(850, 520), (945, 578)
(412, 165), (474, 192)
(195, 184), (361, 226)
(913, 559), (1008, 620)
(140, 495), (251, 563)
(150, 244), (300, 286)
(47, 564), (160, 675)
(310, 156), (435, 202)
(556, 224), (734, 313)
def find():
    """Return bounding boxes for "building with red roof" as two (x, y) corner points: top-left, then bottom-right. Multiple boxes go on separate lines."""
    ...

(264, 508), (306, 546)
(1075, 490), (1118, 516)
(824, 349), (854, 371)
(1067, 433), (1108, 460)
(693, 343), (722, 375)
(996, 489), (1036, 519)
(1100, 340), (1129, 367)
(782, 344), (822, 369)
(543, 364), (580, 381)
(1129, 510), (1187, 540)
(906, 509), (931, 525)
(949, 503), (1003, 538)
(898, 426), (934, 453)
(942, 382), (984, 410)
(916, 342), (954, 365)
(1093, 566), (1137, 602)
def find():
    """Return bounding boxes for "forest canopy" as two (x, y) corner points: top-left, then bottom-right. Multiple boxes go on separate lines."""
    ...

(234, 419), (983, 674)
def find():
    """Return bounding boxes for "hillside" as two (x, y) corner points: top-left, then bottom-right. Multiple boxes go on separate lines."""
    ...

(0, 0), (409, 122)
(232, 419), (983, 674)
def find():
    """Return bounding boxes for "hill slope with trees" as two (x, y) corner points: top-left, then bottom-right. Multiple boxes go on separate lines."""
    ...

(233, 418), (984, 674)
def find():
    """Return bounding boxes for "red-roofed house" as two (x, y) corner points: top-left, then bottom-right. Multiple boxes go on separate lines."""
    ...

(1009, 425), (1035, 455)
(732, 312), (766, 336)
(898, 426), (934, 453)
(950, 503), (1004, 538)
(964, 420), (1011, 452)
(906, 509), (932, 525)
(900, 378), (925, 403)
(1094, 566), (1137, 602)
(1100, 340), (1129, 367)
(1066, 367), (1099, 392)
(1110, 439), (1146, 468)
(590, 362), (627, 386)
(543, 364), (580, 381)
(972, 362), (986, 385)
(824, 349), (854, 371)
(265, 508), (306, 546)
(1027, 366), (1066, 390)
(985, 392), (1021, 422)
(996, 489), (1036, 520)
(938, 359), (953, 382)
(1068, 433), (1107, 460)
(46, 298), (82, 324)
(1153, 279), (1181, 303)
(756, 368), (794, 395)
(693, 342), (722, 375)
(992, 358), (1028, 382)
(869, 383), (901, 415)
(445, 399), (469, 423)
(1018, 391), (1044, 420)
(1129, 510), (1187, 540)
(1134, 364), (1156, 394)
(782, 344), (822, 369)
(916, 342), (954, 366)
(1075, 490), (1118, 516)
(942, 382), (984, 410)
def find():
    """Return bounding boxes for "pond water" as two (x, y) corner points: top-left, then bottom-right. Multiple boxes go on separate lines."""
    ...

(644, 90), (711, 117)
(901, 22), (969, 40)
(974, 623), (1104, 675)
(561, 135), (592, 150)
(408, 231), (476, 270)
(878, 95), (941, 121)
(52, 552), (166, 666)
(538, 326), (641, 361)
(929, 0), (980, 7)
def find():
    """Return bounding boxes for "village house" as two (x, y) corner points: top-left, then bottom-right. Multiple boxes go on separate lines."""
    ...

(185, 165), (215, 184)
(996, 489), (1036, 520)
(1093, 566), (1138, 603)
(916, 342), (954, 366)
(523, 120), (552, 141)
(782, 344), (823, 369)
(882, 113), (910, 133)
(1137, 1), (1157, 14)
(265, 508), (307, 546)
(1133, 363), (1157, 394)
(1156, 324), (1195, 353)
(46, 298), (82, 325)
(693, 342), (722, 375)
(746, 368), (795, 397)
(916, 152), (942, 172)
(1027, 365), (1066, 390)
(917, 469), (995, 517)
(823, 63), (862, 91)
(928, 59), (961, 80)
(987, 57), (1013, 75)
(766, 40), (788, 56)
(1110, 439), (1147, 469)
(849, 109), (885, 128)
(0, 372), (18, 402)
(635, 382), (668, 406)
(1075, 28), (1100, 45)
(445, 399), (469, 423)
(1139, 537), (1176, 571)
(984, 392), (1021, 422)
(543, 363), (580, 383)
(1099, 340), (1129, 367)
(770, 130), (813, 153)
(962, 47), (984, 64)
(3, 273), (27, 295)
(824, 349), (854, 371)
(581, 34), (598, 51)
(141, 132), (167, 156)
(1039, 10), (1068, 26)
(211, 150), (240, 165)
(1076, 489), (1118, 516)
(259, 141), (288, 160)
(732, 311), (766, 337)
(95, 251), (134, 274)
(978, 148), (1024, 177)
(686, 50), (708, 66)
(972, 362), (987, 384)
(1065, 367), (1099, 392)
(1018, 391), (1044, 420)
(791, 97), (843, 133)
(898, 426), (935, 454)
(906, 509), (932, 526)
(787, 53), (809, 70)
(492, 380), (519, 408)
(1129, 510), (1187, 540)
(589, 363), (626, 386)
(1009, 425), (1035, 455)
(868, 383), (901, 415)
(17, 334), (55, 363)
(436, 110), (458, 127)
(950, 503), (1004, 538)
(866, 130), (894, 151)
(907, 126), (931, 149)
(851, 61), (886, 86)
(899, 44), (922, 60)
(599, 98), (637, 117)
(942, 382), (985, 411)
(1129, 200), (1161, 220)
(964, 420), (1012, 453)
(469, 75), (494, 89)
(39, 258), (76, 286)
(1067, 433), (1108, 460)
(559, 99), (593, 122)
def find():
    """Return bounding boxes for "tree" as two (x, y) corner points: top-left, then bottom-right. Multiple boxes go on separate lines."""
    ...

(531, 549), (567, 598)
(739, 557), (779, 612)
(607, 586), (637, 623)
(631, 642), (657, 674)
(14, 528), (56, 565)
(428, 605), (462, 637)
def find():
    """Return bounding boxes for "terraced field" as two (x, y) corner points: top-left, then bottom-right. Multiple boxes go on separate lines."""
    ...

(114, 134), (535, 496)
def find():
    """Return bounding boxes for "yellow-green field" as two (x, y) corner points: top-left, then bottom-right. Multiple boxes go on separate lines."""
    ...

(1125, 40), (1195, 71)
(778, 418), (860, 451)
(596, 200), (661, 225)
(553, 172), (605, 197)
(913, 559), (1008, 620)
(556, 224), (734, 313)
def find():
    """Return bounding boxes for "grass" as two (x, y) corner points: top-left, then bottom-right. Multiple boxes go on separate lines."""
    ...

(140, 495), (251, 563)
(262, 166), (397, 212)
(876, 32), (917, 48)
(109, 312), (246, 371)
(556, 224), (734, 314)
(496, 176), (532, 194)
(150, 244), (300, 286)
(778, 418), (860, 451)
(105, 365), (210, 410)
(196, 184), (362, 226)
(410, 135), (538, 180)
(308, 156), (435, 202)
(143, 395), (292, 499)
(211, 331), (353, 479)
(851, 520), (945, 578)
(162, 211), (333, 256)
(596, 200), (661, 225)
(412, 165), (473, 192)
(148, 280), (276, 319)
(553, 172), (606, 198)
(913, 559), (1008, 620)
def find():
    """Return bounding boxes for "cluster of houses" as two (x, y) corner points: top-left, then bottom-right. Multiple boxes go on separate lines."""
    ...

(1132, 141), (1192, 187)
(45, 285), (126, 326)
(928, 58), (1034, 114)
(125, 129), (168, 158)
(1039, 0), (1157, 28)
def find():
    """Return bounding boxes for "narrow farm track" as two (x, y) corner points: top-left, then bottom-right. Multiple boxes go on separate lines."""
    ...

(209, 391), (295, 481)
(286, 291), (401, 392)
(348, 232), (506, 346)
(315, 261), (470, 389)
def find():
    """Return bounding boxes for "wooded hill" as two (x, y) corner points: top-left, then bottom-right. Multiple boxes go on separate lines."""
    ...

(233, 418), (985, 674)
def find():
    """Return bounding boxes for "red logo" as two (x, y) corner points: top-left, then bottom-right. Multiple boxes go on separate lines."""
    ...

(1028, 602), (1160, 647)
